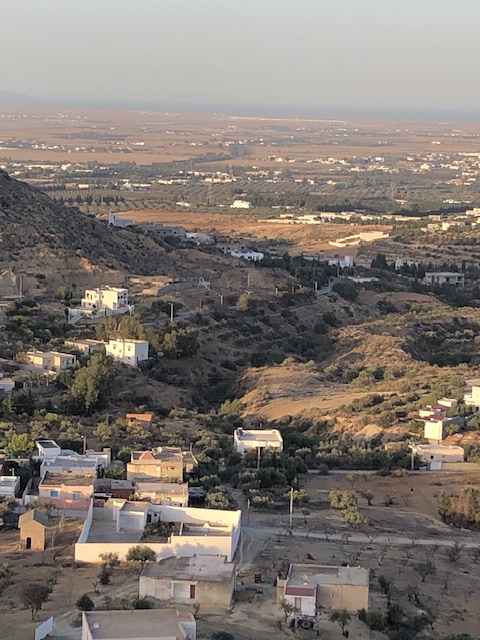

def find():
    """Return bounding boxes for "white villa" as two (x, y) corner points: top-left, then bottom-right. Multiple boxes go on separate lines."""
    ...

(74, 499), (241, 563)
(81, 286), (129, 311)
(233, 428), (283, 455)
(105, 338), (149, 366)
(68, 286), (133, 324)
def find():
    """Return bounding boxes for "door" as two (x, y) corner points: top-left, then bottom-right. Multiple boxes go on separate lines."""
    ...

(190, 584), (196, 600)
(26, 537), (32, 550)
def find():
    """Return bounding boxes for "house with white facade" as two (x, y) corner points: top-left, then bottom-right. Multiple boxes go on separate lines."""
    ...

(233, 428), (283, 455)
(278, 564), (369, 615)
(105, 338), (149, 366)
(230, 199), (252, 209)
(81, 286), (129, 311)
(0, 375), (15, 394)
(108, 211), (133, 227)
(230, 247), (264, 261)
(410, 444), (465, 470)
(24, 350), (76, 373)
(34, 439), (111, 475)
(0, 475), (20, 498)
(465, 378), (480, 409)
(423, 272), (465, 287)
(74, 499), (241, 563)
(82, 609), (196, 640)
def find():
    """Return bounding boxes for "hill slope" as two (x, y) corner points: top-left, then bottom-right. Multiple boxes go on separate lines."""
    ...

(0, 169), (173, 285)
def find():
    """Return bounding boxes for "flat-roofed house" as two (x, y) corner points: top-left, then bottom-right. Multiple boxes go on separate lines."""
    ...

(81, 286), (129, 311)
(105, 338), (149, 366)
(38, 470), (96, 511)
(64, 338), (105, 356)
(233, 428), (283, 455)
(82, 609), (196, 640)
(135, 481), (189, 506)
(410, 444), (465, 470)
(423, 272), (465, 288)
(278, 564), (369, 615)
(25, 350), (76, 372)
(139, 555), (235, 608)
(465, 378), (480, 409)
(0, 475), (20, 498)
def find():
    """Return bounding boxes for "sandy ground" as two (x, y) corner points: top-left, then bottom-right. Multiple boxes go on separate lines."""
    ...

(124, 208), (391, 255)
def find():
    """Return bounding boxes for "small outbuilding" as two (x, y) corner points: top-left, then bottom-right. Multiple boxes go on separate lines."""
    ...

(18, 509), (49, 550)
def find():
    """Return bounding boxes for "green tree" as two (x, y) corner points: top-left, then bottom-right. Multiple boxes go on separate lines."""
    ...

(69, 353), (116, 415)
(161, 327), (199, 359)
(280, 598), (295, 622)
(5, 432), (34, 456)
(125, 545), (156, 570)
(76, 593), (95, 611)
(329, 490), (357, 510)
(329, 610), (351, 636)
(342, 506), (368, 528)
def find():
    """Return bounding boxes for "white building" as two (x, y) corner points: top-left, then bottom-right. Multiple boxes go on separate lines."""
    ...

(229, 247), (264, 262)
(25, 350), (76, 372)
(234, 428), (283, 455)
(75, 499), (241, 563)
(328, 256), (354, 269)
(230, 199), (252, 209)
(108, 211), (133, 227)
(423, 272), (465, 287)
(81, 286), (129, 311)
(410, 444), (465, 470)
(105, 338), (149, 366)
(465, 378), (480, 409)
(82, 609), (196, 640)
(0, 475), (20, 498)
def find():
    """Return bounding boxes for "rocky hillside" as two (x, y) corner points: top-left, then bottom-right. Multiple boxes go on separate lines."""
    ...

(0, 169), (173, 283)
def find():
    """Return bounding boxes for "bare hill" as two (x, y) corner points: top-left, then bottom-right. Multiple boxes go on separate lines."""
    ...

(0, 169), (173, 285)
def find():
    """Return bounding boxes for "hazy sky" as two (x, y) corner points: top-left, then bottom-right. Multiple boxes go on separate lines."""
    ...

(2, 0), (479, 112)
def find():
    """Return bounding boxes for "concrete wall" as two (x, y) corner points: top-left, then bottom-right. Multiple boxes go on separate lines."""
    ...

(35, 617), (54, 640)
(317, 584), (368, 613)
(75, 534), (234, 563)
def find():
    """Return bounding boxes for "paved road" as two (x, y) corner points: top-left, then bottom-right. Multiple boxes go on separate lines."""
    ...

(242, 524), (480, 549)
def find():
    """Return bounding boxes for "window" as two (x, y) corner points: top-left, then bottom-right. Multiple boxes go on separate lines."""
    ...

(50, 490), (59, 498)
(294, 597), (301, 611)
(72, 493), (82, 500)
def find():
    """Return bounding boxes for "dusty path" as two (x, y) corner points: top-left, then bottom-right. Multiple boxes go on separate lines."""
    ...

(242, 524), (480, 549)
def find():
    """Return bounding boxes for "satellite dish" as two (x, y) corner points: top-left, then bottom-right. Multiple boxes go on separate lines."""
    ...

(93, 623), (100, 629)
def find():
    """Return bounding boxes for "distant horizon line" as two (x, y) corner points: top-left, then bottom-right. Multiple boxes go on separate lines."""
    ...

(1, 90), (480, 122)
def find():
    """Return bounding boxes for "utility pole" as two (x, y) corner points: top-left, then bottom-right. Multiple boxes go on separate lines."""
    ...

(314, 281), (318, 292)
(257, 446), (262, 470)
(220, 294), (224, 306)
(289, 486), (294, 529)
(170, 302), (174, 323)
